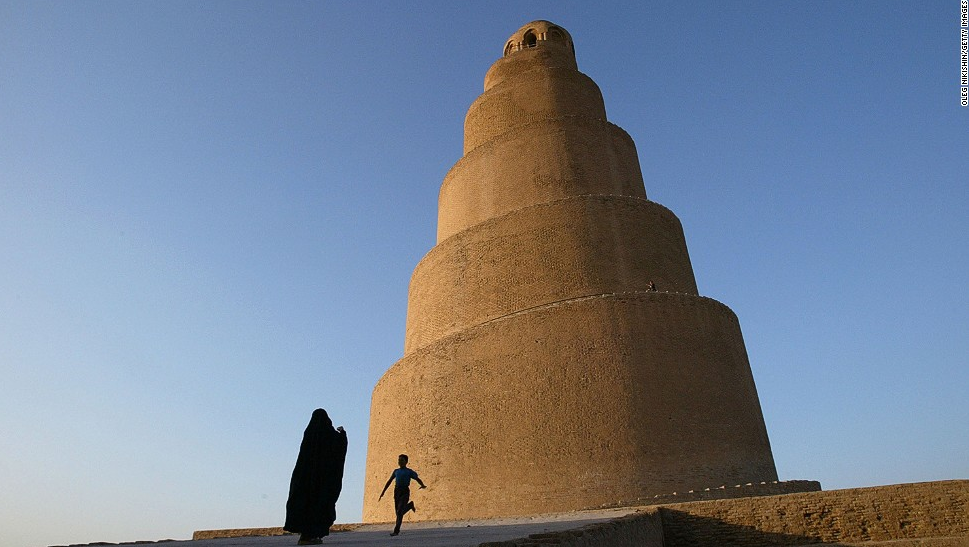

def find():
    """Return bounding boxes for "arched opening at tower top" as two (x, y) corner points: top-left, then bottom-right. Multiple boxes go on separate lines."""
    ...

(545, 26), (575, 56)
(523, 30), (537, 48)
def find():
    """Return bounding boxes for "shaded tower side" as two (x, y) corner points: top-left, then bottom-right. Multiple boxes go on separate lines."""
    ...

(363, 21), (777, 522)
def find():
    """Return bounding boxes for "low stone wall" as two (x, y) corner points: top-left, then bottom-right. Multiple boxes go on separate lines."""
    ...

(479, 481), (968, 547)
(659, 480), (969, 546)
(642, 479), (821, 505)
(192, 527), (289, 540)
(191, 523), (359, 540)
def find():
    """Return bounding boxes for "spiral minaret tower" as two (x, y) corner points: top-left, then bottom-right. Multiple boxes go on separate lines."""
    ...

(363, 21), (778, 522)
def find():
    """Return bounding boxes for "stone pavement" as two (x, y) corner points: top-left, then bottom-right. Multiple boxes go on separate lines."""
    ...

(169, 508), (639, 547)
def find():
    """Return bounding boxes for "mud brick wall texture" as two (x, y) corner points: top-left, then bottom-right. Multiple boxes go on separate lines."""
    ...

(484, 482), (968, 547)
(643, 479), (822, 505)
(659, 481), (969, 546)
(406, 196), (698, 351)
(364, 21), (782, 522)
(365, 290), (778, 522)
(438, 117), (645, 241)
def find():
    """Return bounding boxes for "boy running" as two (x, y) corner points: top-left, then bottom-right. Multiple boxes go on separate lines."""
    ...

(378, 454), (427, 536)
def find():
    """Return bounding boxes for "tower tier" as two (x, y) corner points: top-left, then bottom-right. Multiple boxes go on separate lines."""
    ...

(409, 195), (697, 352)
(439, 117), (645, 241)
(365, 291), (778, 522)
(464, 66), (606, 154)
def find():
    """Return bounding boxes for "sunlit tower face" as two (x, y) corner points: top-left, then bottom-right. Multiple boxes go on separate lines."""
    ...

(363, 20), (779, 523)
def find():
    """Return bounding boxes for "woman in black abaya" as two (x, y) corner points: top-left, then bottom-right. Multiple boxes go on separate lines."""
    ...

(284, 408), (348, 545)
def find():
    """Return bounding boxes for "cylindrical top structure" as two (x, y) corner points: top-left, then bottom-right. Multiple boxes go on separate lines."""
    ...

(486, 21), (578, 91)
(439, 21), (648, 243)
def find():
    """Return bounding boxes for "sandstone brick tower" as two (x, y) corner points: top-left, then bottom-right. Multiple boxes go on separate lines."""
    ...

(363, 21), (778, 522)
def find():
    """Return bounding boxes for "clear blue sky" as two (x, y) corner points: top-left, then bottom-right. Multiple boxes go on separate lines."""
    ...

(1, 2), (966, 546)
